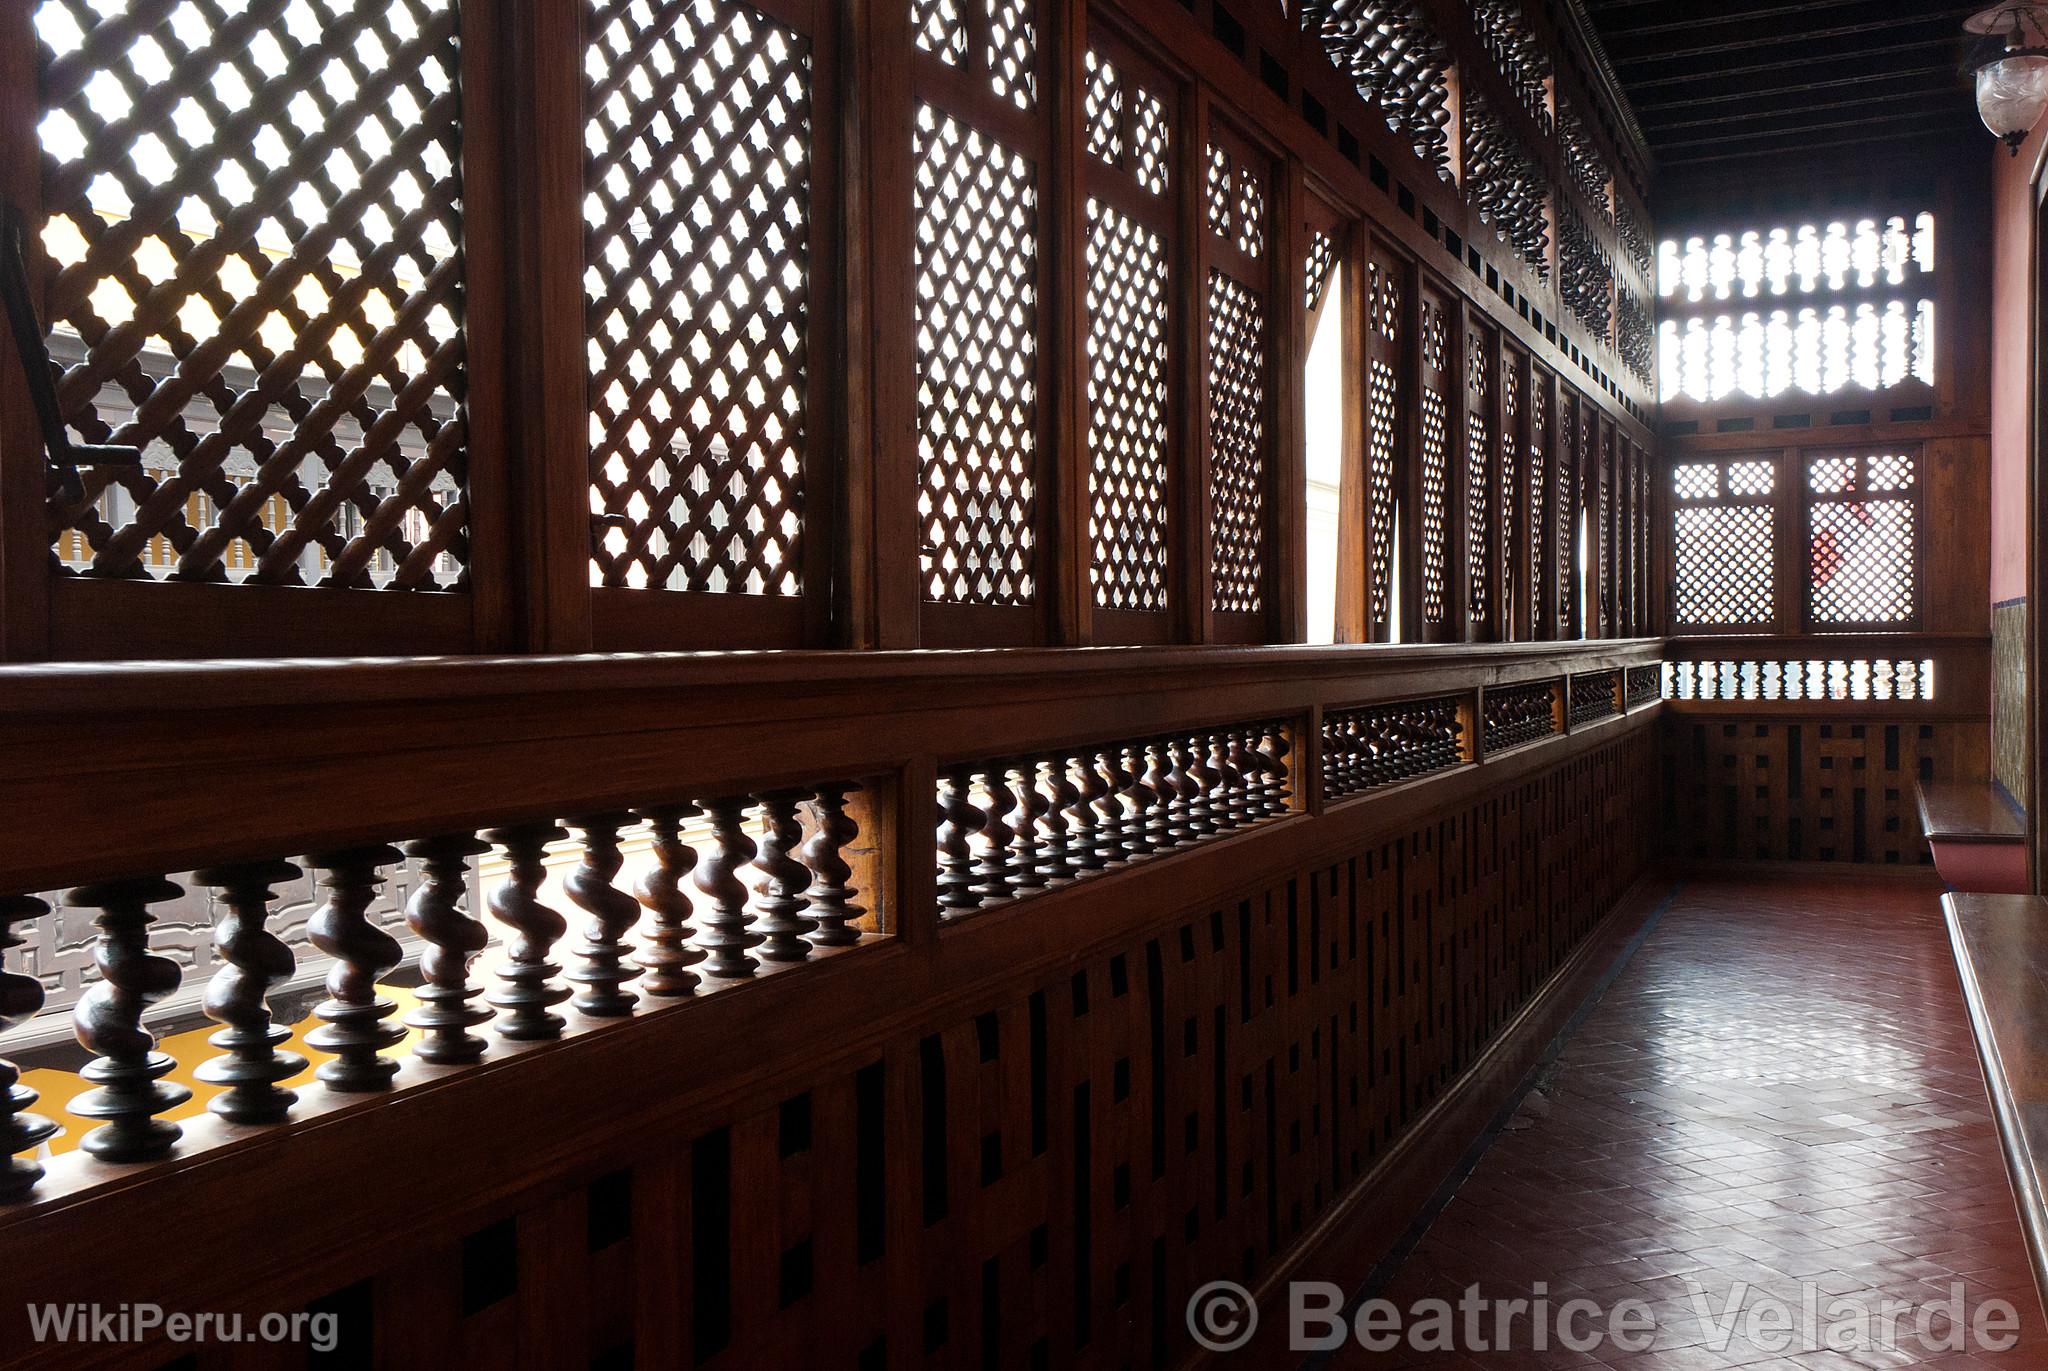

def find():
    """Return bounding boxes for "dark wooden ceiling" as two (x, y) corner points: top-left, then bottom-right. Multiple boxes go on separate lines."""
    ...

(1576, 0), (1985, 184)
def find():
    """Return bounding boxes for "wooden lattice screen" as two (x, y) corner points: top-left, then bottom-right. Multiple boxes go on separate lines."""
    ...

(1359, 237), (1405, 643)
(1082, 29), (1176, 642)
(1201, 118), (1274, 639)
(912, 0), (1048, 641)
(1415, 284), (1453, 640)
(1805, 449), (1919, 631)
(1669, 456), (1776, 630)
(1463, 313), (1495, 636)
(583, 0), (833, 648)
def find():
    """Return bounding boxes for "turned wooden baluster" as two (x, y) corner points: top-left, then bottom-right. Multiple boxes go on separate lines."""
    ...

(482, 823), (573, 1041)
(754, 789), (818, 962)
(401, 834), (494, 1063)
(0, 896), (59, 1198)
(68, 877), (191, 1159)
(800, 784), (866, 946)
(192, 860), (308, 1124)
(1141, 742), (1179, 851)
(1162, 738), (1198, 845)
(937, 767), (986, 912)
(973, 768), (1016, 900)
(305, 847), (406, 1092)
(696, 797), (762, 976)
(1209, 733), (1246, 828)
(1068, 752), (1110, 871)
(1182, 734), (1218, 836)
(634, 803), (705, 994)
(1093, 747), (1131, 862)
(1043, 754), (1080, 876)
(1122, 744), (1160, 859)
(1007, 762), (1048, 891)
(1258, 726), (1292, 815)
(566, 813), (643, 1015)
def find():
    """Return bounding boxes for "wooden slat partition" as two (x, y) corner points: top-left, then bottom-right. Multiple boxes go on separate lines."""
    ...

(0, 639), (1662, 1369)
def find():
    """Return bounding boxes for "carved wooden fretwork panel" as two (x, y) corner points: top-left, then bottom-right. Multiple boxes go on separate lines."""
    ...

(1086, 202), (1171, 613)
(584, 0), (814, 596)
(1296, 0), (1453, 183)
(1558, 203), (1613, 343)
(1462, 94), (1549, 279)
(1483, 679), (1557, 752)
(35, 0), (470, 589)
(1669, 457), (1775, 629)
(1322, 695), (1465, 798)
(1207, 269), (1268, 614)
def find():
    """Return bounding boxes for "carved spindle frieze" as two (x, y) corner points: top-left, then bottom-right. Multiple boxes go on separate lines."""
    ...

(192, 860), (308, 1124)
(0, 896), (59, 1198)
(696, 797), (762, 976)
(799, 784), (866, 947)
(1263, 727), (1292, 813)
(305, 846), (407, 1092)
(1122, 745), (1159, 859)
(1142, 742), (1178, 850)
(566, 813), (644, 1015)
(634, 803), (705, 993)
(973, 770), (1017, 900)
(1210, 734), (1247, 827)
(938, 767), (986, 912)
(1043, 755), (1081, 875)
(1163, 738), (1198, 844)
(482, 823), (572, 1041)
(1183, 734), (1218, 836)
(753, 789), (818, 962)
(68, 876), (192, 1159)
(1007, 763), (1048, 890)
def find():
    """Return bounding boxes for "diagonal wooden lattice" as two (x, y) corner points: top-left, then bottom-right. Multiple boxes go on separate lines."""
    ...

(1207, 270), (1267, 613)
(1465, 333), (1491, 626)
(1084, 48), (1169, 195)
(1086, 201), (1170, 613)
(985, 0), (1036, 109)
(914, 105), (1041, 606)
(1305, 231), (1337, 315)
(1555, 403), (1578, 632)
(1527, 378), (1546, 633)
(1499, 356), (1518, 630)
(584, 0), (813, 596)
(1205, 141), (1266, 259)
(1419, 299), (1450, 626)
(1673, 504), (1773, 627)
(36, 0), (470, 589)
(913, 0), (967, 63)
(1808, 451), (1917, 627)
(1365, 260), (1400, 635)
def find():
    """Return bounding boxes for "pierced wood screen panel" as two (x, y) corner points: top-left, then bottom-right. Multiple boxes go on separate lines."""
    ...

(1461, 92), (1548, 280)
(584, 0), (819, 619)
(1360, 239), (1404, 642)
(1083, 36), (1176, 624)
(154, 728), (1654, 1371)
(1526, 364), (1551, 639)
(1596, 420), (1614, 636)
(912, 0), (1046, 619)
(1417, 286), (1452, 637)
(1203, 124), (1272, 622)
(1321, 694), (1466, 799)
(1463, 318), (1494, 635)
(1295, 0), (1453, 184)
(1805, 450), (1918, 631)
(33, 0), (471, 593)
(1498, 345), (1520, 639)
(1669, 456), (1775, 631)
(1554, 389), (1580, 637)
(1661, 718), (1974, 865)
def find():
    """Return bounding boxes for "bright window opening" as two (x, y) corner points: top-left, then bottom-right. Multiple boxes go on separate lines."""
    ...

(1304, 262), (1345, 644)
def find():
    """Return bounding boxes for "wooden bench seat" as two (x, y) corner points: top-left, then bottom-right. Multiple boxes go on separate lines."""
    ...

(1918, 781), (2027, 893)
(1945, 893), (2048, 1314)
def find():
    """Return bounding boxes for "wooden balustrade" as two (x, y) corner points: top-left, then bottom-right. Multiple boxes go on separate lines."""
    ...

(1660, 633), (1988, 718)
(0, 639), (1662, 1370)
(1482, 679), (1560, 753)
(1568, 670), (1621, 726)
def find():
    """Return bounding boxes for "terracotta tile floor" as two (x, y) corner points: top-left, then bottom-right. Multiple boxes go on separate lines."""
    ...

(1323, 874), (2042, 1369)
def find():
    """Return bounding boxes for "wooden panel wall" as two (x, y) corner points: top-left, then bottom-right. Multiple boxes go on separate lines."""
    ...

(1659, 716), (1987, 866)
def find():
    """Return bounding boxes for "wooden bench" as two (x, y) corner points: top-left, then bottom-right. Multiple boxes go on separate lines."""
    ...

(1945, 893), (2048, 1314)
(1917, 781), (2027, 894)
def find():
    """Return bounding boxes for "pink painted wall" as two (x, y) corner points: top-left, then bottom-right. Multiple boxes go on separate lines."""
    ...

(1990, 124), (2044, 604)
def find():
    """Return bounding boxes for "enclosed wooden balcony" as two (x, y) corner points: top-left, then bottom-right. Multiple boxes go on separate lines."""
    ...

(0, 0), (2041, 1367)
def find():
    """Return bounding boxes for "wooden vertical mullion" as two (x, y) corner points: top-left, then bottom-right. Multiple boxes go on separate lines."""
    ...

(506, 0), (594, 654)
(847, 0), (921, 648)
(802, 0), (844, 647)
(1174, 87), (1212, 643)
(1269, 155), (1309, 644)
(1050, 0), (1091, 645)
(1777, 445), (1803, 636)
(457, 0), (515, 653)
(1398, 260), (1425, 642)
(0, 0), (47, 661)
(1334, 220), (1369, 644)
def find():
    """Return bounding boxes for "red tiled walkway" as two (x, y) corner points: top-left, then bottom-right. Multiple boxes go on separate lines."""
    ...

(1327, 873), (2042, 1368)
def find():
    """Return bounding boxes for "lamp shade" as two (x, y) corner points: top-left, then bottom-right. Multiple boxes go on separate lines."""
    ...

(1977, 52), (2048, 144)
